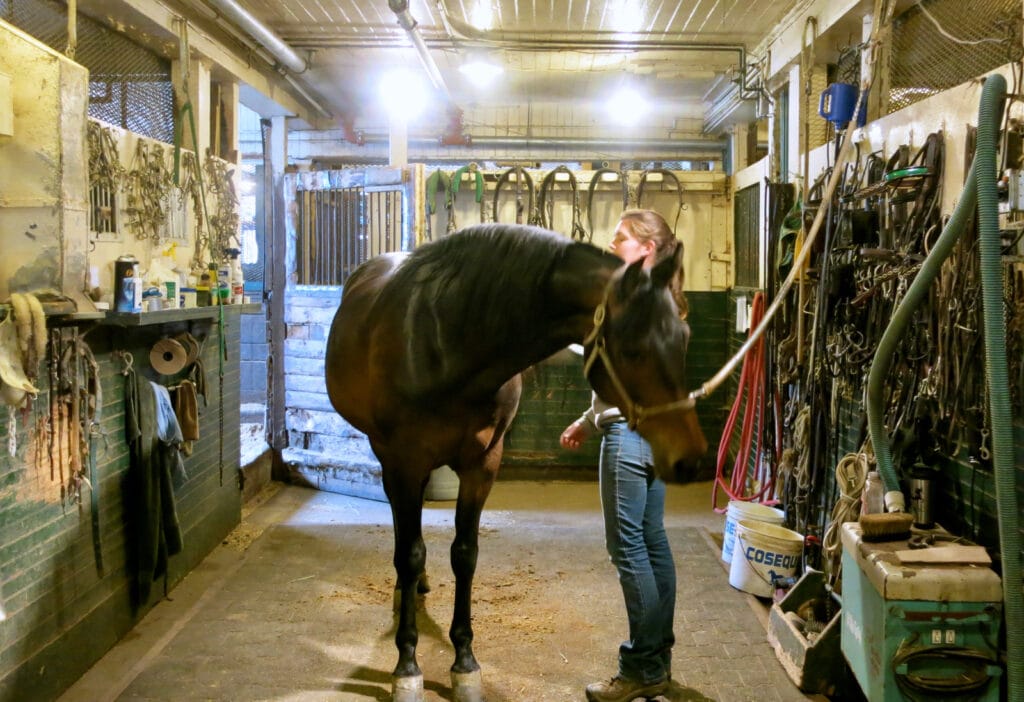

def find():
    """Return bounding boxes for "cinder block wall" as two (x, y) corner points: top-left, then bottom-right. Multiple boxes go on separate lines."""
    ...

(240, 312), (268, 409)
(0, 310), (243, 702)
(279, 288), (384, 499)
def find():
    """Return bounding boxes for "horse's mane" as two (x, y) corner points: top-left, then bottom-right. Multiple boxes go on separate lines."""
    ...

(386, 223), (578, 393)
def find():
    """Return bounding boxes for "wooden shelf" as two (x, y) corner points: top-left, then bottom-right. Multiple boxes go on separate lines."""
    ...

(103, 302), (265, 325)
(103, 306), (222, 326)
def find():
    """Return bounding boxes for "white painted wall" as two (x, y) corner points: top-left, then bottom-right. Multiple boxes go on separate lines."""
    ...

(87, 118), (240, 306)
(0, 21), (89, 306)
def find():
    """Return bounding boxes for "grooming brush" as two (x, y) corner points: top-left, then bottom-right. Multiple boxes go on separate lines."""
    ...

(859, 511), (914, 542)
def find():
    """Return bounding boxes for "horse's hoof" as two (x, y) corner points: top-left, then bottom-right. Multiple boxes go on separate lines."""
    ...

(392, 674), (424, 702)
(451, 669), (483, 702)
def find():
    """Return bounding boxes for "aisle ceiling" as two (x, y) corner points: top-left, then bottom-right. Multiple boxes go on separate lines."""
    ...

(266, 0), (798, 111)
(89, 0), (810, 136)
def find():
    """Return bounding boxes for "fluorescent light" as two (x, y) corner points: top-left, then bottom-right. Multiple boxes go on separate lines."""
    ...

(459, 59), (504, 89)
(470, 2), (494, 30)
(378, 68), (427, 121)
(607, 0), (644, 35)
(606, 86), (651, 125)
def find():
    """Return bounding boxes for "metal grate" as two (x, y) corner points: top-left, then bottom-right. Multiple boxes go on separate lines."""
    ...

(88, 183), (117, 236)
(890, 0), (1022, 113)
(294, 187), (407, 285)
(834, 45), (862, 87)
(366, 188), (406, 252)
(2, 0), (175, 143)
(733, 184), (760, 288)
(295, 187), (364, 286)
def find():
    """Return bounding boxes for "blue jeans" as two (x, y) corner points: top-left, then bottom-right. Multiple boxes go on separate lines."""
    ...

(599, 422), (675, 685)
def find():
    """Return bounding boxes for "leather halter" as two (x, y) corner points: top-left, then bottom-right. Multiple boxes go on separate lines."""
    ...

(493, 166), (538, 224)
(581, 285), (696, 431)
(637, 168), (685, 234)
(586, 168), (629, 238)
(538, 165), (588, 242)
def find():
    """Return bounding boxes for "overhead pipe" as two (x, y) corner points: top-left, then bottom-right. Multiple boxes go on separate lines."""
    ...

(432, 0), (759, 99)
(203, 0), (307, 74)
(352, 133), (727, 153)
(388, 0), (452, 101)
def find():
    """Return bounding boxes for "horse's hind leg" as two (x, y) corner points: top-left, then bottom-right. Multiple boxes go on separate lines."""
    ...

(382, 462), (429, 702)
(448, 457), (498, 702)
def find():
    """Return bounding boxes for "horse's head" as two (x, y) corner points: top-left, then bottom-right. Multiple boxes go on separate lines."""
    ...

(583, 246), (708, 481)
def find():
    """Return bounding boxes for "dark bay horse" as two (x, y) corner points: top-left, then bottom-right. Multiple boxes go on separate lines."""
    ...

(325, 223), (706, 702)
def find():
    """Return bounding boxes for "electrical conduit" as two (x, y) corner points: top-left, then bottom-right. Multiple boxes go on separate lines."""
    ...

(865, 72), (1020, 699)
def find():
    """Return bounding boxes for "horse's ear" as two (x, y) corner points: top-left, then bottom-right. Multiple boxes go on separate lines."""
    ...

(618, 259), (646, 297)
(650, 242), (683, 289)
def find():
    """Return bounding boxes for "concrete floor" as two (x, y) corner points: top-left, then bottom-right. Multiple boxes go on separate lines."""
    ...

(59, 479), (821, 702)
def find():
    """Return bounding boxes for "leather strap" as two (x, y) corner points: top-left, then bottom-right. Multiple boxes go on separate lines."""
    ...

(538, 166), (588, 241)
(493, 166), (537, 224)
(586, 168), (629, 237)
(637, 168), (686, 234)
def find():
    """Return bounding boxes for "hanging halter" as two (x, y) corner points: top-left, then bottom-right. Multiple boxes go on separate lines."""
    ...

(424, 169), (453, 239)
(581, 284), (696, 431)
(637, 168), (686, 235)
(538, 165), (588, 241)
(452, 163), (486, 224)
(493, 166), (538, 224)
(586, 168), (630, 238)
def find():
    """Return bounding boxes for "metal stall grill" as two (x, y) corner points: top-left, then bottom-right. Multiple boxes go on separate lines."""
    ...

(295, 187), (364, 286)
(2, 0), (175, 143)
(890, 0), (1022, 114)
(294, 185), (406, 286)
(366, 187), (407, 254)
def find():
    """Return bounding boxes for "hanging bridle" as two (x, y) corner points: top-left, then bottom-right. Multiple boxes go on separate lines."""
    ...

(581, 286), (696, 430)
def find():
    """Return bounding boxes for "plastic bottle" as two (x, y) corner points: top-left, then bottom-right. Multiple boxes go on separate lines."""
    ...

(230, 255), (244, 304)
(861, 471), (884, 515)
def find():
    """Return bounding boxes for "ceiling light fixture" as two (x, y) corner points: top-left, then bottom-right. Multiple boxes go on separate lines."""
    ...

(606, 86), (651, 126)
(607, 0), (644, 36)
(459, 59), (504, 88)
(378, 68), (428, 121)
(470, 2), (494, 31)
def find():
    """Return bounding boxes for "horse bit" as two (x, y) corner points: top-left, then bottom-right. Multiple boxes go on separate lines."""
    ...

(581, 291), (696, 431)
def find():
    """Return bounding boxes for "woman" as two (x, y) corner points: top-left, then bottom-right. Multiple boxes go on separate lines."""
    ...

(560, 209), (688, 702)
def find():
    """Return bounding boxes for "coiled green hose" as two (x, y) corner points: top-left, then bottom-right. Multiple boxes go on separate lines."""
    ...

(866, 73), (1019, 699)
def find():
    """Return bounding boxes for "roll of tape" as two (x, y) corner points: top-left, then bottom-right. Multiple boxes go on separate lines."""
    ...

(150, 338), (188, 375)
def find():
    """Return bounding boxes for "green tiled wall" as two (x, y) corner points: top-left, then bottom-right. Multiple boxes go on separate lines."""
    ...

(0, 311), (243, 702)
(504, 291), (731, 482)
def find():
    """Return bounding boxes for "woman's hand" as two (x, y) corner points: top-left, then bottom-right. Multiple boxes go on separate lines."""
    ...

(559, 419), (589, 450)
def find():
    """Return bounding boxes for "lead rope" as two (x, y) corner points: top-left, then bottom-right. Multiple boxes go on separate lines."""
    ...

(690, 0), (896, 402)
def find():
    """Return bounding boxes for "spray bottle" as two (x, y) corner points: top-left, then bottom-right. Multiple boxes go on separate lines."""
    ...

(225, 247), (243, 304)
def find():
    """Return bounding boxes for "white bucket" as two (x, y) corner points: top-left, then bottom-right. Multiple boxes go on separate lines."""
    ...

(728, 520), (804, 598)
(721, 501), (785, 563)
(424, 465), (459, 501)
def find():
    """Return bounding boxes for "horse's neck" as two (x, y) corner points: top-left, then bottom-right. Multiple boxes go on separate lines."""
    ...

(457, 244), (617, 398)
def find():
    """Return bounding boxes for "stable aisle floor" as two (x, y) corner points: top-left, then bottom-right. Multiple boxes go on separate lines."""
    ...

(59, 480), (817, 702)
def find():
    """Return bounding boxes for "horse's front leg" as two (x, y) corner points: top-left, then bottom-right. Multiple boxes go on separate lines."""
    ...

(449, 456), (498, 702)
(382, 463), (429, 702)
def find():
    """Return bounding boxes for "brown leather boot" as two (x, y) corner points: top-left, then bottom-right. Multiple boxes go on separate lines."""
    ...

(584, 675), (667, 702)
